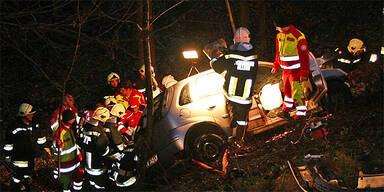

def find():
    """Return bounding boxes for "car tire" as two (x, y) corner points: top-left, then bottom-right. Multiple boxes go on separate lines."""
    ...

(321, 80), (351, 114)
(191, 133), (226, 167)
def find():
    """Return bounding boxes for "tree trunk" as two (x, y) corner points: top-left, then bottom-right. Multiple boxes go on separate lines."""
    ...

(137, 0), (145, 69)
(258, 1), (268, 58)
(239, 0), (249, 28)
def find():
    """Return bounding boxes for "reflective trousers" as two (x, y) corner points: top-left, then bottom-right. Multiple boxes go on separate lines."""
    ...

(282, 70), (307, 117)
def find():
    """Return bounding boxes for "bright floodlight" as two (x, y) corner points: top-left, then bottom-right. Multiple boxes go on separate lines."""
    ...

(183, 50), (198, 59)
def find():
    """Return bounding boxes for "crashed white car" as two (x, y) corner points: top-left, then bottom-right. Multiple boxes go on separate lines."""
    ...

(145, 53), (351, 169)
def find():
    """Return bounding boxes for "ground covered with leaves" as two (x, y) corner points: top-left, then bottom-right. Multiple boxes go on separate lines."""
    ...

(144, 92), (383, 191)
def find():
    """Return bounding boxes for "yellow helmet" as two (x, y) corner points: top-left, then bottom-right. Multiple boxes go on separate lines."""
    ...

(110, 103), (126, 118)
(347, 38), (364, 54)
(105, 97), (118, 107)
(107, 72), (120, 83)
(92, 107), (110, 123)
(18, 103), (36, 117)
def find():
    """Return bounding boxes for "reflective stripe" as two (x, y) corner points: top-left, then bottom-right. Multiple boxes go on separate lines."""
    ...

(138, 89), (145, 93)
(86, 152), (92, 169)
(63, 190), (71, 192)
(225, 54), (258, 61)
(117, 143), (125, 151)
(280, 63), (301, 69)
(51, 122), (58, 130)
(225, 95), (252, 104)
(228, 76), (238, 96)
(73, 185), (82, 190)
(296, 111), (306, 116)
(117, 124), (125, 131)
(76, 116), (81, 124)
(280, 55), (299, 61)
(284, 102), (293, 108)
(243, 79), (252, 98)
(37, 137), (46, 144)
(83, 131), (100, 136)
(108, 152), (123, 160)
(116, 176), (137, 187)
(369, 54), (378, 63)
(338, 58), (351, 64)
(284, 96), (294, 102)
(102, 146), (110, 156)
(12, 127), (32, 135)
(3, 144), (13, 151)
(134, 155), (139, 162)
(104, 128), (111, 132)
(85, 167), (107, 176)
(13, 161), (28, 168)
(353, 59), (361, 63)
(59, 162), (80, 173)
(60, 144), (78, 155)
(381, 47), (384, 55)
(74, 181), (83, 186)
(209, 58), (218, 65)
(24, 175), (31, 178)
(236, 121), (248, 126)
(12, 177), (21, 183)
(296, 105), (307, 111)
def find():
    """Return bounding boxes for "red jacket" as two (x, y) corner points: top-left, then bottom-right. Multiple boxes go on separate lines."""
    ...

(273, 25), (310, 78)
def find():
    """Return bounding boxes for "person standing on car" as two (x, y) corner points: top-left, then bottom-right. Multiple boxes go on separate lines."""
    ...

(271, 14), (310, 120)
(210, 27), (259, 143)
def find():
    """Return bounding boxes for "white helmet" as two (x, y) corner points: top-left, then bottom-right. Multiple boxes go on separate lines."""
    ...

(139, 65), (155, 77)
(18, 103), (36, 117)
(92, 107), (110, 123)
(110, 103), (126, 118)
(107, 72), (120, 83)
(105, 97), (118, 107)
(347, 38), (365, 54)
(233, 27), (250, 43)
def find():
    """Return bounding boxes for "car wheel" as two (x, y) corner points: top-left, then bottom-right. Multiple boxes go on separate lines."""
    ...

(191, 133), (226, 166)
(321, 80), (351, 114)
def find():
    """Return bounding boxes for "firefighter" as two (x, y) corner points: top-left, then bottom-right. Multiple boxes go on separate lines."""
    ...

(81, 107), (111, 190)
(132, 64), (161, 98)
(210, 27), (259, 143)
(271, 15), (310, 120)
(102, 72), (121, 100)
(50, 94), (81, 136)
(51, 109), (83, 192)
(330, 38), (368, 73)
(3, 103), (48, 191)
(107, 103), (138, 188)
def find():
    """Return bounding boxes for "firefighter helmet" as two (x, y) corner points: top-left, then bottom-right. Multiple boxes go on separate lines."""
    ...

(105, 97), (118, 107)
(107, 72), (120, 83)
(233, 27), (250, 43)
(110, 103), (126, 118)
(18, 103), (36, 117)
(347, 38), (365, 54)
(92, 107), (110, 123)
(138, 65), (155, 77)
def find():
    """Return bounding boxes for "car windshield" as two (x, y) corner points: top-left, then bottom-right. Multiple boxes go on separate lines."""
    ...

(179, 72), (224, 106)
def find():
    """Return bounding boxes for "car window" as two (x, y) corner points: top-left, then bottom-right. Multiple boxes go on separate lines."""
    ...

(179, 83), (192, 106)
(179, 72), (224, 106)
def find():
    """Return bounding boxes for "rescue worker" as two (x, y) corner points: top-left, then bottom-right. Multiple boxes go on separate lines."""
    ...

(116, 80), (146, 112)
(81, 107), (110, 190)
(50, 94), (81, 136)
(210, 27), (259, 143)
(107, 102), (138, 188)
(132, 64), (161, 98)
(102, 72), (121, 100)
(331, 38), (368, 73)
(51, 110), (83, 192)
(271, 15), (310, 120)
(3, 103), (48, 191)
